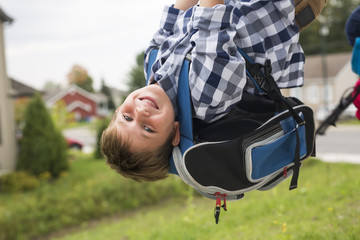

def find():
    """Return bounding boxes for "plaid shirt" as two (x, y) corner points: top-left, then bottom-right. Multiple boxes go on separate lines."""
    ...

(144, 0), (304, 123)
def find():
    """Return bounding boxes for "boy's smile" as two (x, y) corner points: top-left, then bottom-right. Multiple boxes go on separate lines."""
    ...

(114, 84), (180, 153)
(139, 96), (159, 109)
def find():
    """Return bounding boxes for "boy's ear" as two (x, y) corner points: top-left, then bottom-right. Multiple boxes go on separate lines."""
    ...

(172, 121), (181, 146)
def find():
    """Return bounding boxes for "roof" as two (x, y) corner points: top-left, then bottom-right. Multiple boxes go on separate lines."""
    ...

(304, 52), (352, 79)
(44, 84), (107, 107)
(10, 78), (39, 97)
(0, 7), (13, 23)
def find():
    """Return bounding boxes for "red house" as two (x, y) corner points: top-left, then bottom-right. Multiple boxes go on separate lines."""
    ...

(45, 85), (108, 121)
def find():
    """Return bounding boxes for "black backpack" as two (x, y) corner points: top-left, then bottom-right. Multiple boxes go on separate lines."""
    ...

(147, 48), (316, 224)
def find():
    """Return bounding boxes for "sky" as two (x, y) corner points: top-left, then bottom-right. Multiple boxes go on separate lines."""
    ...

(0, 0), (174, 91)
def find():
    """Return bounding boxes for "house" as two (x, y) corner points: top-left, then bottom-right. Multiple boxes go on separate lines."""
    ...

(44, 85), (109, 121)
(10, 78), (40, 113)
(0, 6), (16, 176)
(282, 52), (359, 121)
(10, 78), (39, 140)
(11, 78), (39, 99)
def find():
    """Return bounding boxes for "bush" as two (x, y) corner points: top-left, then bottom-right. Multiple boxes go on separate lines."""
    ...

(0, 155), (189, 240)
(0, 171), (39, 192)
(17, 93), (69, 178)
(94, 118), (110, 159)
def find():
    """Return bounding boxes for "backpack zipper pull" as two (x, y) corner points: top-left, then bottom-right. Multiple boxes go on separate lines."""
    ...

(222, 194), (227, 211)
(214, 192), (228, 224)
(214, 192), (222, 224)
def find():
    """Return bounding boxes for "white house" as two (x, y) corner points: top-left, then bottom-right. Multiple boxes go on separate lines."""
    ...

(283, 52), (359, 122)
(0, 6), (16, 176)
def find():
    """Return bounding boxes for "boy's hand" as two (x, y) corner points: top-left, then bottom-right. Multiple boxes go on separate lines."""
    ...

(174, 0), (199, 10)
(199, 0), (224, 7)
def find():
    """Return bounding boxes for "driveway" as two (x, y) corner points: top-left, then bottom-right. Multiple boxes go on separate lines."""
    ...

(315, 124), (360, 164)
(63, 126), (96, 153)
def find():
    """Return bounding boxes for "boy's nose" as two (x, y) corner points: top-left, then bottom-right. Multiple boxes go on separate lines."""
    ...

(136, 106), (150, 117)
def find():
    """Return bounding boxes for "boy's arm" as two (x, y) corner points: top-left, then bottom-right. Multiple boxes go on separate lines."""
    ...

(144, 3), (187, 82)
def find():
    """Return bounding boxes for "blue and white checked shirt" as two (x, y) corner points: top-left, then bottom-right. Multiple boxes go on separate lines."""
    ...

(144, 0), (304, 123)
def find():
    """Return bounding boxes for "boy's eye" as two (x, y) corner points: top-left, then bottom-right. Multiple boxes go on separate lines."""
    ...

(123, 115), (132, 121)
(144, 126), (155, 133)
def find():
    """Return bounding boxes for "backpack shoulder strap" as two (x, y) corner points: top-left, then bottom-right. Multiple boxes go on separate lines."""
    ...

(173, 56), (194, 174)
(237, 47), (304, 125)
(146, 48), (159, 84)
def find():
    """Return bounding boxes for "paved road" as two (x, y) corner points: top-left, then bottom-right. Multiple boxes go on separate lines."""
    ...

(315, 125), (360, 164)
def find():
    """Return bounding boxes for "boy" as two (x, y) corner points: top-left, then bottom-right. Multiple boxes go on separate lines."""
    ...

(101, 0), (324, 181)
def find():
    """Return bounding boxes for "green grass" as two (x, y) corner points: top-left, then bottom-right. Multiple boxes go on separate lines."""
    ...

(338, 118), (360, 126)
(0, 153), (188, 240)
(52, 159), (360, 240)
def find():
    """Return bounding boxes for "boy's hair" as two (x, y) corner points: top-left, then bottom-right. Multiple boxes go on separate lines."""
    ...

(100, 122), (175, 182)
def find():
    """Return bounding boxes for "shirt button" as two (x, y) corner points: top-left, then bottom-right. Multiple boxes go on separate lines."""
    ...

(228, 47), (237, 56)
(156, 75), (162, 81)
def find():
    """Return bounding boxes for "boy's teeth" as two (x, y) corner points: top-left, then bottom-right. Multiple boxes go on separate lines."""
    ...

(140, 98), (158, 109)
(144, 99), (156, 108)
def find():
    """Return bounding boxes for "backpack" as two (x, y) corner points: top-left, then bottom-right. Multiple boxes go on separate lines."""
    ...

(146, 48), (316, 224)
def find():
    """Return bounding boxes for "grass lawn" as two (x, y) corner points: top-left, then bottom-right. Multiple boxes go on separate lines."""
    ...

(0, 153), (188, 240)
(52, 159), (360, 240)
(339, 118), (360, 126)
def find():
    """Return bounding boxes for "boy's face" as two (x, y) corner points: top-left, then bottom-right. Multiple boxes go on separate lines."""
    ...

(114, 84), (180, 153)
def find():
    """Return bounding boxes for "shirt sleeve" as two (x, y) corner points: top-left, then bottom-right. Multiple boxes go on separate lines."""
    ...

(189, 1), (303, 123)
(144, 6), (184, 81)
(189, 4), (247, 122)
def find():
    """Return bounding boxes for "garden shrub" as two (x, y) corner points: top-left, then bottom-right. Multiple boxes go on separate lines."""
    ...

(94, 117), (110, 159)
(0, 171), (39, 192)
(0, 156), (189, 240)
(17, 93), (69, 178)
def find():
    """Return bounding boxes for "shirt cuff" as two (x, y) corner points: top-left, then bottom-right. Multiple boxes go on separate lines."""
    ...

(159, 5), (184, 32)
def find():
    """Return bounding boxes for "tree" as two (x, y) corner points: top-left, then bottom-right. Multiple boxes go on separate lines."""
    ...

(127, 51), (147, 94)
(100, 78), (116, 110)
(42, 80), (60, 91)
(51, 100), (75, 130)
(17, 93), (68, 178)
(67, 64), (94, 92)
(300, 0), (360, 55)
(14, 98), (29, 131)
(94, 118), (110, 159)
